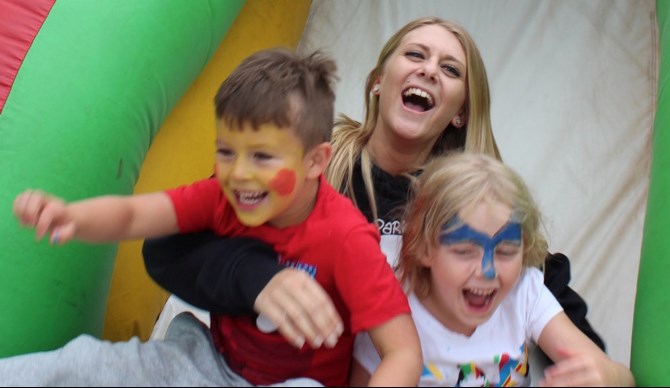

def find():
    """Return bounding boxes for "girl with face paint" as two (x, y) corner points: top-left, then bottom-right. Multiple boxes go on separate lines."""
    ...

(351, 153), (634, 387)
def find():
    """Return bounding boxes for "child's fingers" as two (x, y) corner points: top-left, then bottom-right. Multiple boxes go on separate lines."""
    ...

(12, 193), (29, 224)
(33, 200), (62, 240)
(255, 302), (306, 349)
(50, 223), (75, 245)
(13, 190), (44, 226)
(541, 370), (601, 387)
(541, 353), (602, 386)
(279, 289), (323, 349)
(254, 274), (304, 348)
(267, 312), (306, 349)
(275, 269), (343, 348)
(254, 268), (343, 349)
(286, 275), (343, 348)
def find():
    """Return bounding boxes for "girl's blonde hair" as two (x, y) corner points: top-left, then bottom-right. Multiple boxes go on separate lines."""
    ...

(399, 152), (548, 297)
(325, 17), (501, 219)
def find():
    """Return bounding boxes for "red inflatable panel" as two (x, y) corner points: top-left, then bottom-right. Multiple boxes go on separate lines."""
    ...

(0, 0), (55, 113)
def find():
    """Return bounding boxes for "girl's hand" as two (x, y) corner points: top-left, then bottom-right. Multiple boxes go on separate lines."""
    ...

(539, 346), (619, 387)
(538, 312), (635, 387)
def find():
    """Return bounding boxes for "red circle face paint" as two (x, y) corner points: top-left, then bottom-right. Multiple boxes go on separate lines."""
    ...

(270, 168), (296, 196)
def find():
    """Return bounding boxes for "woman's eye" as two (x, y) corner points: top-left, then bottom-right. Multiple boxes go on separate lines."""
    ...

(405, 50), (425, 60)
(442, 64), (461, 77)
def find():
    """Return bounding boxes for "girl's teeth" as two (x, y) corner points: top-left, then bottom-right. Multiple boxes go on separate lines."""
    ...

(468, 288), (494, 296)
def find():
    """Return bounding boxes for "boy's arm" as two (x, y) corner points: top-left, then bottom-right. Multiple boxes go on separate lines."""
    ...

(365, 313), (422, 387)
(14, 189), (177, 244)
(537, 312), (635, 387)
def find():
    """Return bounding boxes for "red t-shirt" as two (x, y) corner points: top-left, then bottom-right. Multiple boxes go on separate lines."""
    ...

(165, 176), (410, 386)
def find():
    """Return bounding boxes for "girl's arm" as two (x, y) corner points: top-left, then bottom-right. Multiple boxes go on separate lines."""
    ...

(14, 190), (178, 244)
(349, 359), (372, 386)
(365, 313), (422, 387)
(537, 312), (635, 387)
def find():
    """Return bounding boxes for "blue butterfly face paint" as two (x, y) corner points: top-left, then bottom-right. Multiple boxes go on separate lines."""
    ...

(439, 216), (522, 279)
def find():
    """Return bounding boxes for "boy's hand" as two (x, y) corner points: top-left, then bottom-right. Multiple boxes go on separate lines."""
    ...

(254, 268), (344, 349)
(13, 189), (75, 244)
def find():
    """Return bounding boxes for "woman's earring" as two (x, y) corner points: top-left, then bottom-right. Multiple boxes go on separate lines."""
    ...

(454, 116), (462, 127)
(372, 84), (380, 94)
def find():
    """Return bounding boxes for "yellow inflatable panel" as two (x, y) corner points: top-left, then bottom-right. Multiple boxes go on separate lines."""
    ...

(103, 0), (313, 341)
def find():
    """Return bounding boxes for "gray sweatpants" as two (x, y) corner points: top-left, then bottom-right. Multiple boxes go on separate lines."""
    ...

(0, 312), (322, 387)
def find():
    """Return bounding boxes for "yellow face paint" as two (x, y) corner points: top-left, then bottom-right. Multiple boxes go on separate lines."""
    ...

(214, 121), (310, 227)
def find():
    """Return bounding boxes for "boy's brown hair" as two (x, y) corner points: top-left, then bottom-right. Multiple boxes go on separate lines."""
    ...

(214, 47), (337, 151)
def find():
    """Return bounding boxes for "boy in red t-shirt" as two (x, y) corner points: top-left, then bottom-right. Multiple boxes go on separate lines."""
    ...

(12, 48), (421, 386)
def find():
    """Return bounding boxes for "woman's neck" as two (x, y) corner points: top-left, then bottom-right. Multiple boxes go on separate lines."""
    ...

(367, 129), (432, 176)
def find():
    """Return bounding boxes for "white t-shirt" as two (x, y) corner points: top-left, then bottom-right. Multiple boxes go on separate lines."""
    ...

(354, 267), (562, 387)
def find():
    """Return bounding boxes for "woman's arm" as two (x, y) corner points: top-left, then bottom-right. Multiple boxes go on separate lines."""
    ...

(544, 252), (606, 350)
(143, 232), (282, 315)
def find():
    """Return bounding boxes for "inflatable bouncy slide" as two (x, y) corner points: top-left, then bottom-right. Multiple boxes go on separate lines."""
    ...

(1, 0), (668, 385)
(0, 0), (310, 356)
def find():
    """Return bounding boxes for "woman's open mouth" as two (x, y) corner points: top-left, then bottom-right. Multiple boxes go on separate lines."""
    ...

(402, 87), (434, 112)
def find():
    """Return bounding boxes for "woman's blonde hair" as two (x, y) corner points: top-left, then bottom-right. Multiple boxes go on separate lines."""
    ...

(325, 17), (501, 219)
(399, 152), (548, 297)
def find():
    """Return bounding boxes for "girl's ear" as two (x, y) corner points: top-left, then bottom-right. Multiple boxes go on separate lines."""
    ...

(419, 246), (435, 267)
(305, 142), (332, 179)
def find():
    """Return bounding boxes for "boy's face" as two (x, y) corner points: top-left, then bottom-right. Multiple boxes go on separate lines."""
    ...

(421, 198), (523, 336)
(215, 121), (312, 228)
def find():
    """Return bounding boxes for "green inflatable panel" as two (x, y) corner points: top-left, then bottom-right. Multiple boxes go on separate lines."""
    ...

(0, 0), (244, 357)
(631, 0), (670, 385)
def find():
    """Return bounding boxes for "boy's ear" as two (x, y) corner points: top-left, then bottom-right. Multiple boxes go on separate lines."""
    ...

(305, 142), (332, 179)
